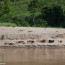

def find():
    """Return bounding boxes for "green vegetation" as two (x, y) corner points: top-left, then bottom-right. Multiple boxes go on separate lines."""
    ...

(28, 31), (33, 32)
(0, 22), (17, 27)
(18, 29), (24, 31)
(1, 35), (4, 40)
(28, 0), (40, 25)
(0, 0), (65, 27)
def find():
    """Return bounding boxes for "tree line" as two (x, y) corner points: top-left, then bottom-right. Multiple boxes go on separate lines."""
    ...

(0, 0), (65, 27)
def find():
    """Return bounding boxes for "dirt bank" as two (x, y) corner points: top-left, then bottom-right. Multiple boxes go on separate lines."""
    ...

(0, 27), (65, 46)
(0, 27), (65, 40)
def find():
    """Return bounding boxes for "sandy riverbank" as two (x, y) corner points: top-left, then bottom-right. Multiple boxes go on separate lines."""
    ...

(0, 27), (65, 46)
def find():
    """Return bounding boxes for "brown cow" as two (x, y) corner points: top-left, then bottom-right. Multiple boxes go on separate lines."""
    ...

(36, 40), (46, 43)
(36, 40), (41, 42)
(16, 41), (25, 44)
(27, 40), (34, 43)
(9, 43), (14, 45)
(58, 40), (62, 43)
(48, 40), (54, 43)
(41, 40), (46, 43)
(4, 42), (9, 45)
(4, 42), (14, 45)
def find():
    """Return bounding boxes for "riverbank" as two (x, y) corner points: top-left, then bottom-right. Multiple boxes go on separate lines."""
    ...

(0, 27), (65, 47)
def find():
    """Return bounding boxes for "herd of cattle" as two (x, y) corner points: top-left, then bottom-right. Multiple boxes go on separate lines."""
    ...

(4, 39), (62, 45)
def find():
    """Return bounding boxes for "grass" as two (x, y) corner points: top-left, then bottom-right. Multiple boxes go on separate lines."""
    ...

(46, 26), (64, 29)
(34, 26), (63, 28)
(0, 22), (64, 29)
(0, 22), (17, 27)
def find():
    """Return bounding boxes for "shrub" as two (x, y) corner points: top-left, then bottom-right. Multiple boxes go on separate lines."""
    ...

(1, 35), (4, 40)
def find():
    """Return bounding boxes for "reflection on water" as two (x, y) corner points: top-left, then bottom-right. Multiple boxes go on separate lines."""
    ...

(0, 47), (65, 65)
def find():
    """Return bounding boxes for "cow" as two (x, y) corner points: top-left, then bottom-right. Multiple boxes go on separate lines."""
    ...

(41, 40), (46, 43)
(58, 40), (62, 43)
(36, 40), (46, 43)
(16, 41), (25, 44)
(4, 42), (9, 45)
(36, 40), (41, 42)
(4, 42), (14, 45)
(48, 40), (54, 43)
(9, 43), (14, 45)
(27, 40), (34, 43)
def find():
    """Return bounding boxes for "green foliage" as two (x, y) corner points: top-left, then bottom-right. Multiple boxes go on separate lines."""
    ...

(28, 0), (39, 13)
(0, 0), (65, 27)
(0, 1), (4, 16)
(0, 0), (11, 16)
(28, 0), (40, 24)
(10, 0), (20, 2)
(34, 19), (48, 27)
(41, 5), (64, 27)
(1, 35), (4, 40)
(0, 22), (17, 27)
(11, 16), (30, 26)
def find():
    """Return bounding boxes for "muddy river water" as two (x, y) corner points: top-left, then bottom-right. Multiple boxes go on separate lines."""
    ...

(0, 47), (65, 65)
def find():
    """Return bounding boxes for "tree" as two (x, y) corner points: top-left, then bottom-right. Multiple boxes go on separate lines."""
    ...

(28, 0), (40, 25)
(41, 5), (64, 27)
(4, 0), (11, 14)
(0, 0), (11, 16)
(0, 1), (4, 16)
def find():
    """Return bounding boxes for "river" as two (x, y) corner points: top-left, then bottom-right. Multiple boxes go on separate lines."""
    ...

(0, 47), (65, 65)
